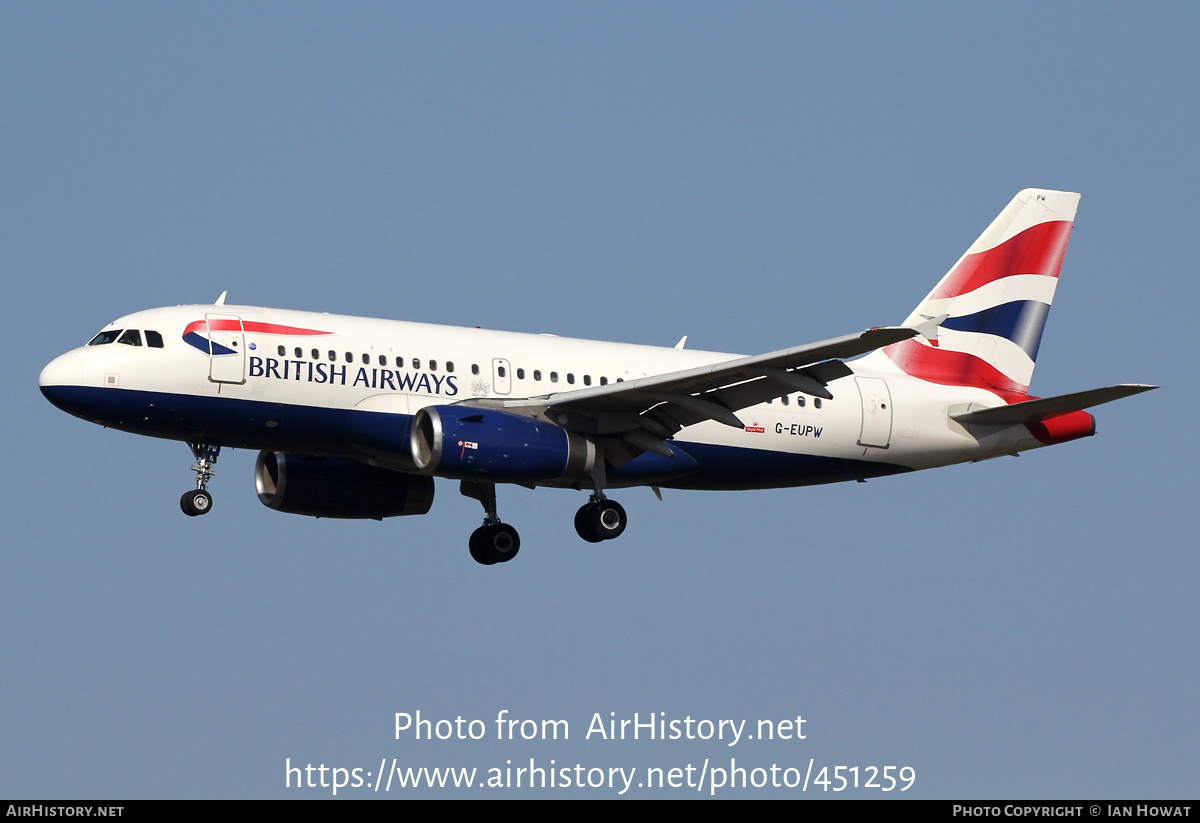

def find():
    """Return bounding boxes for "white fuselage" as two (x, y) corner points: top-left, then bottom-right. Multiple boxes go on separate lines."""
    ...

(40, 303), (1042, 492)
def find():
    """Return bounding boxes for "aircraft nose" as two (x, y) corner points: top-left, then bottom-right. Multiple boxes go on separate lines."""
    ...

(40, 352), (86, 414)
(40, 352), (84, 389)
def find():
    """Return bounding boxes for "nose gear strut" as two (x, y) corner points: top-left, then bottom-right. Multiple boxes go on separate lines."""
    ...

(180, 442), (220, 517)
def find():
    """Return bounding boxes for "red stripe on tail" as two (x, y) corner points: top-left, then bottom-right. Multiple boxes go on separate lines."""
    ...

(931, 220), (1073, 300)
(883, 338), (1030, 395)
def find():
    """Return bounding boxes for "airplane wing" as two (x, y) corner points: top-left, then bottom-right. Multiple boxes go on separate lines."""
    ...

(950, 384), (1158, 426)
(476, 326), (918, 459)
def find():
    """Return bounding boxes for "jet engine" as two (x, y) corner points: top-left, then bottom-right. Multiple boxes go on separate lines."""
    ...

(410, 405), (594, 483)
(255, 451), (434, 519)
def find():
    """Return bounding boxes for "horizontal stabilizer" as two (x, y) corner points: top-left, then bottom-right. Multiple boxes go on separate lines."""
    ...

(951, 384), (1157, 426)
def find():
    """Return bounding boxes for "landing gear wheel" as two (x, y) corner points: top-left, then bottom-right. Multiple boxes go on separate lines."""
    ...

(469, 523), (521, 565)
(487, 524), (520, 563)
(180, 489), (213, 517)
(591, 499), (627, 540)
(575, 500), (627, 542)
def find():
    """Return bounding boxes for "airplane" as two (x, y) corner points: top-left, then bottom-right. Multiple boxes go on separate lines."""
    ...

(39, 188), (1156, 565)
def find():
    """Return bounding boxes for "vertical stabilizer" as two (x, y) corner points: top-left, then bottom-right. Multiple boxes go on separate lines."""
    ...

(880, 188), (1080, 394)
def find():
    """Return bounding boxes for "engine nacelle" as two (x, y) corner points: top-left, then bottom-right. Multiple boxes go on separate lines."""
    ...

(410, 405), (595, 483)
(255, 451), (435, 519)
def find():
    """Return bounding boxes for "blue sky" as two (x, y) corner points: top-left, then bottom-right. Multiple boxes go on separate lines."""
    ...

(3, 3), (1195, 798)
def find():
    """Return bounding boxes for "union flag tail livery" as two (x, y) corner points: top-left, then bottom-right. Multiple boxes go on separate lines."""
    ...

(39, 189), (1156, 565)
(874, 188), (1078, 395)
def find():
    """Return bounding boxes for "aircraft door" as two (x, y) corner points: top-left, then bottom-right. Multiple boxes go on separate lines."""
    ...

(492, 358), (512, 395)
(855, 376), (892, 448)
(205, 313), (246, 384)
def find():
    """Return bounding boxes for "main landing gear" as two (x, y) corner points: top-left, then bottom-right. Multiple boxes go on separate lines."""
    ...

(574, 495), (627, 543)
(574, 449), (627, 543)
(458, 465), (630, 564)
(180, 442), (220, 517)
(461, 481), (520, 565)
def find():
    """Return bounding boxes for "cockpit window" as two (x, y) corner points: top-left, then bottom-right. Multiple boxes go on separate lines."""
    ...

(145, 330), (164, 348)
(117, 329), (143, 346)
(88, 330), (122, 346)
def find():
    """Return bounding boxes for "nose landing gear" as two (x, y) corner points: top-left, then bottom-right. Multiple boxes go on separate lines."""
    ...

(180, 442), (220, 517)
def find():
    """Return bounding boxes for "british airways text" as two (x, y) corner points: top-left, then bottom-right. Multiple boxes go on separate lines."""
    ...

(248, 356), (459, 396)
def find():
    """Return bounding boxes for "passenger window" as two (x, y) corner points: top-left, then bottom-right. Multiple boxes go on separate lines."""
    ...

(311, 348), (319, 359)
(600, 376), (608, 385)
(567, 373), (575, 384)
(550, 372), (559, 383)
(814, 398), (823, 409)
(534, 370), (542, 381)
(118, 329), (142, 346)
(471, 364), (480, 375)
(781, 395), (789, 406)
(583, 375), (592, 386)
(294, 347), (302, 358)
(412, 358), (420, 369)
(516, 368), (525, 379)
(145, 330), (164, 348)
(429, 360), (437, 371)
(345, 352), (353, 363)
(329, 351), (337, 361)
(88, 330), (122, 346)
(446, 362), (455, 373)
(797, 396), (806, 407)
(497, 366), (506, 378)
(362, 353), (370, 365)
(379, 355), (387, 366)
(278, 345), (286, 356)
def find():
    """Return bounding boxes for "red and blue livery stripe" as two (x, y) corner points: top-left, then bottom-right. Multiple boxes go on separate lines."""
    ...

(182, 320), (332, 356)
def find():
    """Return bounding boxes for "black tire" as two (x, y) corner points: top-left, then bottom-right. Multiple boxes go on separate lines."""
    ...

(470, 524), (520, 564)
(469, 527), (497, 565)
(180, 489), (212, 517)
(575, 504), (604, 543)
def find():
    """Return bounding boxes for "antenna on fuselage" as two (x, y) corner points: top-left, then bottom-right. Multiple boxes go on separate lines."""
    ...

(214, 291), (227, 306)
